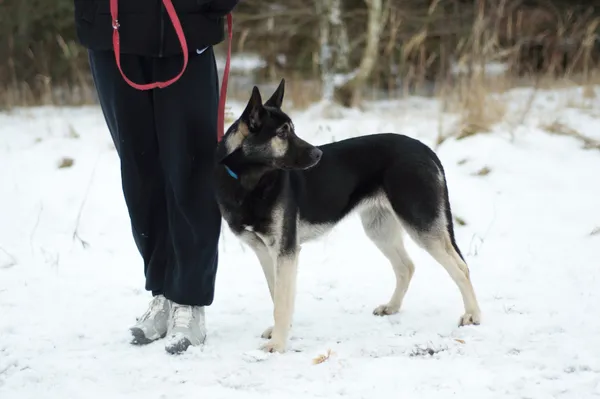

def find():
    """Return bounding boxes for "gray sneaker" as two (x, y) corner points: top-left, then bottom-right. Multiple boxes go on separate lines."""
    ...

(164, 303), (207, 355)
(129, 295), (170, 345)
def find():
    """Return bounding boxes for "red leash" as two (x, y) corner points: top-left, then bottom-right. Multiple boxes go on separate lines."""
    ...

(218, 13), (233, 143)
(110, 0), (232, 142)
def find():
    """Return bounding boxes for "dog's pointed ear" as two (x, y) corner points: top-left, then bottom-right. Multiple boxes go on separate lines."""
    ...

(242, 86), (264, 132)
(264, 78), (285, 109)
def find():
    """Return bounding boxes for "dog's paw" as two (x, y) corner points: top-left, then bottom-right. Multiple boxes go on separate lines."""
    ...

(260, 339), (286, 353)
(373, 304), (400, 316)
(261, 326), (273, 339)
(458, 312), (481, 326)
(261, 324), (292, 339)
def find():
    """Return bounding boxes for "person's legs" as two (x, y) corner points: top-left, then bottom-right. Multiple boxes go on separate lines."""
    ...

(88, 50), (172, 344)
(152, 48), (222, 353)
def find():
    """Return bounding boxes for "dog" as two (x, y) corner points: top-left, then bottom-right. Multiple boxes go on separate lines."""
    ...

(214, 79), (481, 353)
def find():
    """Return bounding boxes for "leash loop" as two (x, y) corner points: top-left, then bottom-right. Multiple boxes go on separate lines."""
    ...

(110, 0), (232, 141)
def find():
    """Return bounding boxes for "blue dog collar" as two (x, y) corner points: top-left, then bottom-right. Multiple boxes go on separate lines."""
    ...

(224, 165), (239, 180)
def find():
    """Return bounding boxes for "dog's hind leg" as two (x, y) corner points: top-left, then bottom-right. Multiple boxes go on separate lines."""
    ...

(383, 158), (480, 326)
(410, 225), (481, 326)
(360, 205), (415, 316)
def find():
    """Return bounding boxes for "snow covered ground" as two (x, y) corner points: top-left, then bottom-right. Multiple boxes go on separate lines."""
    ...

(1, 87), (600, 399)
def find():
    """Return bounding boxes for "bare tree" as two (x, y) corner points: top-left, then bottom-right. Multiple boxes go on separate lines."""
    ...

(316, 0), (351, 102)
(334, 0), (386, 107)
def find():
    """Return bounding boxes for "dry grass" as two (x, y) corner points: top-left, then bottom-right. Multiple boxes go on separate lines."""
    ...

(2, 1), (600, 135)
(283, 78), (323, 110)
(1, 32), (97, 110)
(582, 86), (596, 101)
(1, 79), (97, 110)
(540, 120), (600, 150)
(67, 125), (81, 139)
(445, 76), (509, 141)
(541, 120), (580, 136)
(397, 0), (600, 146)
(454, 215), (467, 226)
(426, 1), (514, 145)
(57, 157), (75, 169)
(226, 76), (322, 111)
(472, 166), (492, 177)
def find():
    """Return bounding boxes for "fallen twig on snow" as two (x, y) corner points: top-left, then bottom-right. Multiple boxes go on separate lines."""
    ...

(72, 153), (101, 249)
(312, 349), (334, 365)
(0, 246), (17, 269)
(410, 343), (447, 357)
(30, 202), (43, 256)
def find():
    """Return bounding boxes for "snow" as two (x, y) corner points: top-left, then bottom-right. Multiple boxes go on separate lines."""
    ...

(1, 87), (600, 399)
(450, 61), (509, 76)
(215, 53), (266, 73)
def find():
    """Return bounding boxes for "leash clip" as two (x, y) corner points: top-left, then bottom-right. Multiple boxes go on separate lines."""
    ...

(112, 19), (120, 30)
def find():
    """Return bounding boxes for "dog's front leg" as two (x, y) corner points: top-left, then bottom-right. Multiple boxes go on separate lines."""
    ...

(260, 249), (299, 353)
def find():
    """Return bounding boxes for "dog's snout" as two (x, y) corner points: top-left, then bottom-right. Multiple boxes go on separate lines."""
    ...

(310, 148), (323, 162)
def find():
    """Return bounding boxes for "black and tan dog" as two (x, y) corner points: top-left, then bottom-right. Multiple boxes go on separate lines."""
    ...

(215, 80), (481, 353)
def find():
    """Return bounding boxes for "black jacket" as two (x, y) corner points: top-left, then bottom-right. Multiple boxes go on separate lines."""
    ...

(74, 0), (239, 56)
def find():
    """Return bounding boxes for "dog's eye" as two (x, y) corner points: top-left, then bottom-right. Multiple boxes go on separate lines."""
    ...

(277, 126), (288, 138)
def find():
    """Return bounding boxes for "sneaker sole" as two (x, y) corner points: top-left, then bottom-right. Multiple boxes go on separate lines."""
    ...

(130, 328), (165, 345)
(165, 337), (192, 355)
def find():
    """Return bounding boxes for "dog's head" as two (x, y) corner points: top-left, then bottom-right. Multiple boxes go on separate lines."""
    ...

(219, 79), (322, 171)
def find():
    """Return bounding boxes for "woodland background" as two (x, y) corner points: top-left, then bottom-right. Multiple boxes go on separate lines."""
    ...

(1, 0), (600, 116)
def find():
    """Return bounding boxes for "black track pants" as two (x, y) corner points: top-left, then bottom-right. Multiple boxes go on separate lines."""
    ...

(88, 48), (222, 306)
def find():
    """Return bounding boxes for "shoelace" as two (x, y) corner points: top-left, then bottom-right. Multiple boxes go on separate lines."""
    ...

(171, 305), (193, 329)
(138, 296), (165, 321)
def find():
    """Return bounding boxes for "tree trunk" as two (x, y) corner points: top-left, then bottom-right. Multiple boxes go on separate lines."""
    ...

(334, 0), (385, 108)
(316, 0), (350, 102)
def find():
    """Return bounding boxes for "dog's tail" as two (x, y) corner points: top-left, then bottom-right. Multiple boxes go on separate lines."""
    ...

(429, 151), (466, 264)
(442, 180), (466, 263)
